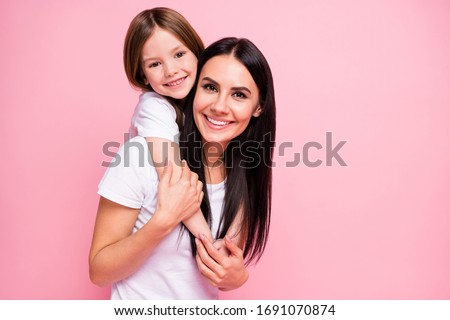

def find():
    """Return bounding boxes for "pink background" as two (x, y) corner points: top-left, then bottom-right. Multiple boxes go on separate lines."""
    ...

(1, 0), (449, 299)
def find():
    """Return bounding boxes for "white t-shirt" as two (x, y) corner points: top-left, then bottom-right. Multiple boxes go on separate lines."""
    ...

(129, 91), (179, 143)
(98, 137), (224, 299)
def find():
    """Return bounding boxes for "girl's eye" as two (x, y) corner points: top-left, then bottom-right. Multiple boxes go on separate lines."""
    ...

(148, 62), (160, 68)
(202, 83), (217, 92)
(232, 91), (247, 99)
(175, 51), (186, 58)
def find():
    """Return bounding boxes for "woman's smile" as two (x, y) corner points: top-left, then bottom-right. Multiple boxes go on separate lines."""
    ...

(205, 115), (232, 127)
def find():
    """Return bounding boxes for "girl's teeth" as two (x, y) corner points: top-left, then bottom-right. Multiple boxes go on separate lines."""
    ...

(207, 116), (230, 126)
(166, 78), (184, 86)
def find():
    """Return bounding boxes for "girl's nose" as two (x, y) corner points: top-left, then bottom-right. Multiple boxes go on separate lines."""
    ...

(164, 61), (179, 78)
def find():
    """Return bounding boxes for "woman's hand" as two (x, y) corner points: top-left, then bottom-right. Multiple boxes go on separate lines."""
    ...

(154, 160), (204, 229)
(195, 234), (249, 291)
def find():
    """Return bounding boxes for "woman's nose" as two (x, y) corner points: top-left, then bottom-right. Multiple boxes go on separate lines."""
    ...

(210, 96), (229, 115)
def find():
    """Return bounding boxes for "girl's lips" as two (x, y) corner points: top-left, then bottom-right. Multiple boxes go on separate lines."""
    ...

(205, 115), (231, 127)
(165, 76), (186, 87)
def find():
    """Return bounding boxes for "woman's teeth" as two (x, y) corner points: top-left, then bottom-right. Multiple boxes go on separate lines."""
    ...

(207, 116), (230, 126)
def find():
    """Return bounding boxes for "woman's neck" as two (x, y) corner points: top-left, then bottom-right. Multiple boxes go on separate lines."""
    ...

(204, 161), (225, 184)
(203, 146), (226, 184)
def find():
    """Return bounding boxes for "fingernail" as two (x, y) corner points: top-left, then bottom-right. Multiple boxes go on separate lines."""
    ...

(200, 233), (205, 241)
(195, 238), (200, 245)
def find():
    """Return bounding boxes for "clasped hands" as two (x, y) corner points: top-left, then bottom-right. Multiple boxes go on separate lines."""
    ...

(195, 234), (249, 291)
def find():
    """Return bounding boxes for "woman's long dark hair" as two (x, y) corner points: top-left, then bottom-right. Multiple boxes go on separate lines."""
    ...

(180, 37), (276, 264)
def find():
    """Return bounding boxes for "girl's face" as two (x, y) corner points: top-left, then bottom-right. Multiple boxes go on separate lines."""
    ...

(141, 26), (197, 99)
(193, 55), (262, 151)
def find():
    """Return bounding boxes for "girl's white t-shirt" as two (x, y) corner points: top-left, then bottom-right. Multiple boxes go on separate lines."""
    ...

(129, 91), (180, 143)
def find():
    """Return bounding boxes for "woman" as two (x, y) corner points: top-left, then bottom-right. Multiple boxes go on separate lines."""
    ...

(89, 37), (276, 299)
(181, 37), (276, 289)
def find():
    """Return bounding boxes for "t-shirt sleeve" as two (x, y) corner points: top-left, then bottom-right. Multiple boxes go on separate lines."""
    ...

(132, 96), (179, 143)
(98, 137), (155, 209)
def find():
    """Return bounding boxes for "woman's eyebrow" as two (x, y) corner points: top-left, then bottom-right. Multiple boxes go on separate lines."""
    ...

(201, 77), (252, 94)
(201, 77), (219, 86)
(231, 86), (251, 94)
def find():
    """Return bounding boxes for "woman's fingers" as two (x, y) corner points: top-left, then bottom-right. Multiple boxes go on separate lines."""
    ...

(159, 159), (172, 186)
(195, 239), (219, 286)
(224, 236), (243, 258)
(156, 159), (202, 223)
(195, 237), (221, 271)
(199, 234), (226, 265)
(190, 170), (198, 187)
(179, 160), (191, 183)
(196, 180), (203, 201)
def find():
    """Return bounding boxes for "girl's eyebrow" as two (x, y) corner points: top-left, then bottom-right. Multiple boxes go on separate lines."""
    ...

(170, 45), (183, 53)
(201, 76), (252, 94)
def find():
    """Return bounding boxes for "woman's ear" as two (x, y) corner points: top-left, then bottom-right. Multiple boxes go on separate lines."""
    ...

(253, 105), (263, 117)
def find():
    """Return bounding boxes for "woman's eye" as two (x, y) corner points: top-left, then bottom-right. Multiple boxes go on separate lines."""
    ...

(175, 51), (186, 58)
(233, 91), (247, 99)
(203, 84), (217, 92)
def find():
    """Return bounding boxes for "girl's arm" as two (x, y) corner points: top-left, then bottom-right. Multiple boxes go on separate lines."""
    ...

(132, 97), (212, 241)
(145, 136), (213, 242)
(196, 208), (249, 291)
(212, 209), (246, 253)
(89, 161), (203, 286)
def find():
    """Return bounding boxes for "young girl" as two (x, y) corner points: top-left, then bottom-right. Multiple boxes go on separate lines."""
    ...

(123, 8), (214, 243)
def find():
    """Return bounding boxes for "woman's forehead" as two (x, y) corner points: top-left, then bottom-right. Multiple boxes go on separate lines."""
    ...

(199, 55), (257, 89)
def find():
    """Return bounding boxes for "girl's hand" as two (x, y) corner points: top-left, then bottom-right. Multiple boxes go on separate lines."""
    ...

(155, 160), (203, 228)
(195, 234), (249, 291)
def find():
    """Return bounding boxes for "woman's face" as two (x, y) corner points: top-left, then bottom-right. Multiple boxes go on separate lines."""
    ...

(193, 55), (262, 151)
